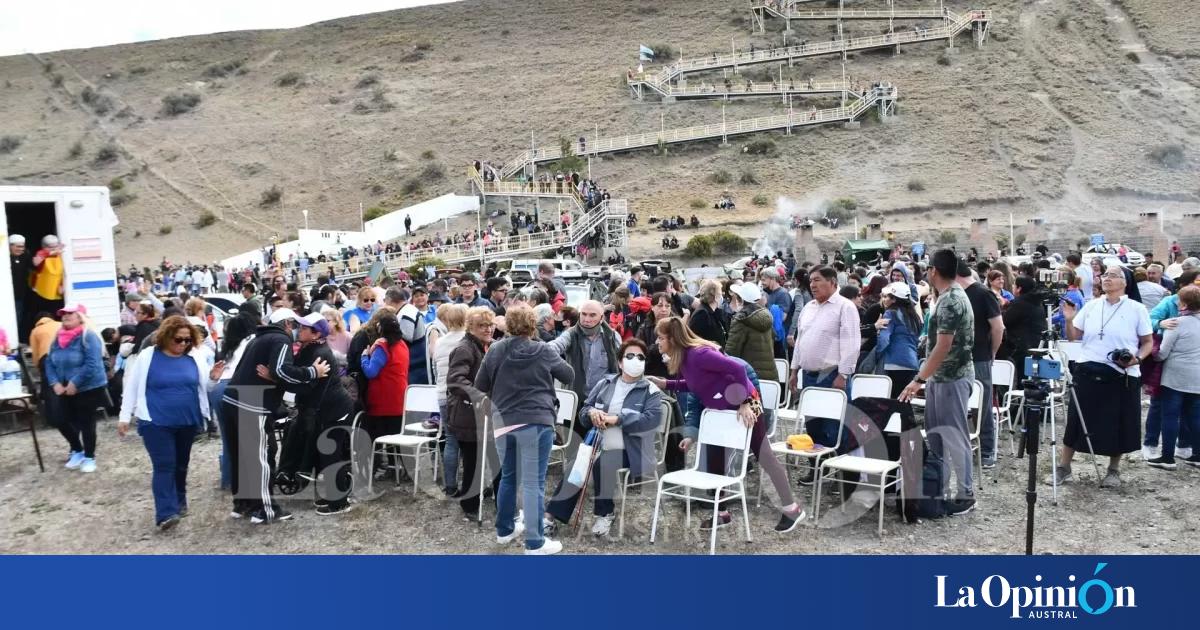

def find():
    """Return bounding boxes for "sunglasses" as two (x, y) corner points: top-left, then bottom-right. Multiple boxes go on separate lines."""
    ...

(623, 353), (646, 361)
(361, 298), (376, 303)
(172, 337), (193, 345)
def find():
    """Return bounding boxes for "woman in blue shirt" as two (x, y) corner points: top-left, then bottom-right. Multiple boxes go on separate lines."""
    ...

(45, 304), (108, 474)
(118, 316), (223, 530)
(874, 283), (922, 398)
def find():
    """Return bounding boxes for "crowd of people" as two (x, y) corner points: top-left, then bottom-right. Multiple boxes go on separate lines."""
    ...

(7, 225), (1200, 552)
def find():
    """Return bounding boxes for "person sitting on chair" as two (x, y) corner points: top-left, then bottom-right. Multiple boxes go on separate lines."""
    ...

(544, 338), (663, 537)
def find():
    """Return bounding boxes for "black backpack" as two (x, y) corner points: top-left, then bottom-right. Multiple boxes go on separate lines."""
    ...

(897, 431), (949, 522)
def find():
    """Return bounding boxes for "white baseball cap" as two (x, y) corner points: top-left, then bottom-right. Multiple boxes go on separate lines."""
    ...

(883, 282), (912, 301)
(8, 234), (25, 245)
(730, 282), (762, 304)
(268, 307), (298, 324)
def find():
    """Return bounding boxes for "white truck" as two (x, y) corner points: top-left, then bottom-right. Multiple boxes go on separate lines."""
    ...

(2, 186), (120, 343)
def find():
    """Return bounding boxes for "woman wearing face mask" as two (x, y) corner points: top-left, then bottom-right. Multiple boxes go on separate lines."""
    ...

(544, 338), (663, 537)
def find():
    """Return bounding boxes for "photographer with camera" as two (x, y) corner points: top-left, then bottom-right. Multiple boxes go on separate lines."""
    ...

(1002, 276), (1048, 384)
(1057, 267), (1153, 488)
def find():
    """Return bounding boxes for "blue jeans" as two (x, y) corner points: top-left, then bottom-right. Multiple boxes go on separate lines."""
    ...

(1158, 387), (1200, 461)
(210, 381), (231, 490)
(495, 424), (553, 550)
(137, 420), (198, 525)
(1145, 393), (1192, 450)
(802, 370), (848, 450)
(442, 403), (461, 491)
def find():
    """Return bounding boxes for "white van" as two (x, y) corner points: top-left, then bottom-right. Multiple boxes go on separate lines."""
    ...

(2, 186), (120, 343)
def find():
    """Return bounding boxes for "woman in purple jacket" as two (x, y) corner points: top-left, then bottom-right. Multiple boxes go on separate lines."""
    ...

(647, 317), (805, 533)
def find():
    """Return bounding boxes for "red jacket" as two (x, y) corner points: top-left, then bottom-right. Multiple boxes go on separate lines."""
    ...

(363, 340), (409, 417)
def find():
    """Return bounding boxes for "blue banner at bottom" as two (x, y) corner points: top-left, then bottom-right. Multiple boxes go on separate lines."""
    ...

(0, 555), (1187, 628)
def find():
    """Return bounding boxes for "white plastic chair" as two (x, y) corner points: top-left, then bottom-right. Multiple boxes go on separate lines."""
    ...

(774, 358), (791, 408)
(369, 384), (442, 495)
(850, 374), (892, 400)
(759, 379), (782, 438)
(991, 359), (1017, 456)
(967, 379), (984, 485)
(776, 359), (800, 426)
(548, 389), (579, 473)
(761, 387), (848, 508)
(651, 409), (753, 555)
(814, 402), (906, 536)
(403, 380), (442, 435)
(615, 397), (674, 538)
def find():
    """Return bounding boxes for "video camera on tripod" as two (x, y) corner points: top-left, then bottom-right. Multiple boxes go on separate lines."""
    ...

(1034, 268), (1070, 308)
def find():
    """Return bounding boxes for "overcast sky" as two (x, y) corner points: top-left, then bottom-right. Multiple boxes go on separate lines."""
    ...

(0, 0), (459, 56)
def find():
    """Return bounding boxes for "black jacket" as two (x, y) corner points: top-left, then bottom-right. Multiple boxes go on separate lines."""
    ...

(291, 341), (352, 424)
(223, 324), (319, 415)
(1002, 293), (1047, 361)
(689, 303), (728, 346)
(446, 333), (487, 442)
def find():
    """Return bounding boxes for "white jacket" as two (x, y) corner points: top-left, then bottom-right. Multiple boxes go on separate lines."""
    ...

(118, 348), (217, 425)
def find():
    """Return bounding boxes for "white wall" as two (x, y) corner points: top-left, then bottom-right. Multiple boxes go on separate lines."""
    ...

(364, 193), (478, 236)
(218, 194), (479, 269)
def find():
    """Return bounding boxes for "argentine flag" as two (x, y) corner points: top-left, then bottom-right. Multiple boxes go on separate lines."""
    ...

(639, 45), (655, 61)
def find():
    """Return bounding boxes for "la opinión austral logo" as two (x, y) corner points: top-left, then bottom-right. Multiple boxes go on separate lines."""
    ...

(936, 562), (1135, 619)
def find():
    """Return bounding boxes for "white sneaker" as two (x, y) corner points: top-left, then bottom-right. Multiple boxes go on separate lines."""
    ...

(65, 452), (85, 470)
(1142, 444), (1159, 461)
(79, 458), (97, 473)
(1176, 447), (1193, 460)
(524, 538), (563, 555)
(591, 514), (614, 537)
(496, 519), (526, 544)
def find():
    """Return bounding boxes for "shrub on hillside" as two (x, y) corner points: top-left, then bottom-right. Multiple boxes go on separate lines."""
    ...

(739, 169), (758, 185)
(752, 193), (769, 206)
(823, 197), (858, 222)
(159, 225), (173, 235)
(260, 185), (283, 207)
(363, 206), (391, 222)
(195, 210), (218, 228)
(420, 162), (445, 181)
(711, 230), (747, 254)
(356, 73), (380, 88)
(420, 149), (435, 160)
(80, 86), (115, 115)
(383, 148), (398, 162)
(683, 234), (714, 258)
(743, 139), (777, 156)
(94, 143), (119, 164)
(647, 43), (678, 61)
(67, 140), (83, 159)
(109, 190), (135, 207)
(402, 178), (423, 196)
(938, 230), (958, 244)
(0, 135), (22, 154)
(1125, 51), (1140, 63)
(709, 170), (732, 185)
(689, 198), (706, 209)
(907, 178), (926, 191)
(108, 177), (124, 190)
(203, 60), (245, 78)
(1150, 144), (1184, 168)
(275, 71), (304, 87)
(161, 91), (201, 116)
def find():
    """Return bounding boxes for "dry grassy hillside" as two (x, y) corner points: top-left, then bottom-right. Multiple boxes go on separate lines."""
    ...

(0, 0), (1197, 266)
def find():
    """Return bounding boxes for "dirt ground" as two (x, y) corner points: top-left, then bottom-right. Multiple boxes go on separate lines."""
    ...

(1, 405), (1195, 555)
(1, 0), (1197, 267)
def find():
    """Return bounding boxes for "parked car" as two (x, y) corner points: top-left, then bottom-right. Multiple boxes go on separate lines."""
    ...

(1082, 244), (1144, 267)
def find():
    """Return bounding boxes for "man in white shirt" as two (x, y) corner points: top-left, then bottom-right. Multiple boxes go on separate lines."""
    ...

(789, 266), (860, 451)
(1064, 253), (1092, 302)
(1058, 266), (1153, 488)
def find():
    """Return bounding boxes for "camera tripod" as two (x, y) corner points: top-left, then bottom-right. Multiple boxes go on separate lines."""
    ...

(1010, 306), (1103, 507)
